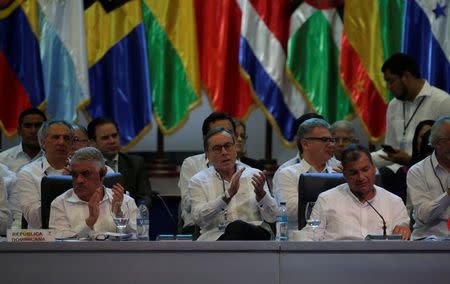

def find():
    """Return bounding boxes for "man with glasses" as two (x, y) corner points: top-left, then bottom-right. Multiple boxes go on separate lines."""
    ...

(189, 128), (277, 240)
(178, 112), (236, 236)
(274, 118), (337, 233)
(407, 116), (450, 239)
(331, 120), (359, 161)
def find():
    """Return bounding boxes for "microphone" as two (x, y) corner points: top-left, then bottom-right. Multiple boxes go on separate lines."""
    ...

(354, 191), (387, 238)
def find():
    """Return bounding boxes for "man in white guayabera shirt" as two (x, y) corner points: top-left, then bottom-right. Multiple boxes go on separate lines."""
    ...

(299, 144), (410, 241)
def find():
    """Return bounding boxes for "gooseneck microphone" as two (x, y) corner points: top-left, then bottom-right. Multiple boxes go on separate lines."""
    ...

(354, 191), (387, 238)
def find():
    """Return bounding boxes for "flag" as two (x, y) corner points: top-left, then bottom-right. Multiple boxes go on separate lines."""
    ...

(238, 0), (307, 143)
(38, 0), (89, 122)
(287, 0), (352, 123)
(403, 0), (450, 93)
(84, 0), (152, 149)
(142, 0), (201, 135)
(0, 1), (45, 135)
(340, 0), (404, 142)
(195, 0), (254, 119)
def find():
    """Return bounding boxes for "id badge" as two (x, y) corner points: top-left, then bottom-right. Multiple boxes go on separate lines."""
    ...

(399, 137), (406, 150)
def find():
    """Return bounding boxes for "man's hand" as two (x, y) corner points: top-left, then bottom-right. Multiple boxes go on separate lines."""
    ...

(252, 170), (267, 202)
(111, 183), (125, 209)
(380, 149), (411, 165)
(228, 168), (245, 198)
(393, 225), (411, 240)
(85, 187), (103, 229)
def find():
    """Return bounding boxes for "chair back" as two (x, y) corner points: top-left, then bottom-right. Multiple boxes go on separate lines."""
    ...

(40, 173), (123, 229)
(297, 173), (382, 230)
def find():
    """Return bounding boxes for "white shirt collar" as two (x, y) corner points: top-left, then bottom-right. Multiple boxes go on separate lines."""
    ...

(66, 186), (112, 203)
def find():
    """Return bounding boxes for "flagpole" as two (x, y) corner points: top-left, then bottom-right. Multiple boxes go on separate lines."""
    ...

(261, 120), (277, 191)
(148, 127), (179, 178)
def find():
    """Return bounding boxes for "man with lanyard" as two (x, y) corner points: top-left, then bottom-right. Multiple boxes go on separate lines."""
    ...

(274, 118), (337, 233)
(178, 112), (236, 236)
(189, 127), (276, 240)
(372, 53), (450, 171)
(407, 116), (450, 239)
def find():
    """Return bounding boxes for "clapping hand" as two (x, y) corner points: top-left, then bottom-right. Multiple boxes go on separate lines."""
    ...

(252, 170), (267, 201)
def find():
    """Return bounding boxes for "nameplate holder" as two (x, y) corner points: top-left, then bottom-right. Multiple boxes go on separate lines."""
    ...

(7, 229), (56, 242)
(365, 234), (402, 240)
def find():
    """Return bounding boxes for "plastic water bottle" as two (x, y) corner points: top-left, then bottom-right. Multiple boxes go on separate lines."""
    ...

(136, 201), (149, 241)
(275, 202), (288, 241)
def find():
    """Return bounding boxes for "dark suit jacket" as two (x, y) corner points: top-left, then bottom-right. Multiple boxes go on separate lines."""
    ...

(240, 156), (264, 171)
(118, 152), (152, 208)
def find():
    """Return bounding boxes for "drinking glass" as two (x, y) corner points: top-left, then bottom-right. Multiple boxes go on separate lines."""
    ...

(305, 202), (321, 241)
(218, 209), (229, 232)
(111, 202), (130, 238)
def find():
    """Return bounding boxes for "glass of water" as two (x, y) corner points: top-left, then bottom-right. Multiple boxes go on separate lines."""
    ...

(305, 202), (321, 241)
(111, 202), (130, 238)
(218, 209), (229, 232)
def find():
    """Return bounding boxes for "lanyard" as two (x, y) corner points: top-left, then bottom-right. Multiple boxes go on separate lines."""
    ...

(430, 158), (447, 193)
(403, 96), (426, 136)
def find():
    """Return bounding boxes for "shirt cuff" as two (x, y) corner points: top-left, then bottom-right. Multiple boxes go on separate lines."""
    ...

(257, 193), (273, 208)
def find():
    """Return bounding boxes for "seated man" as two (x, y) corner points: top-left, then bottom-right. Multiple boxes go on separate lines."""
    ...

(16, 120), (73, 228)
(330, 120), (359, 161)
(0, 108), (47, 172)
(189, 128), (277, 241)
(49, 147), (137, 239)
(274, 118), (338, 230)
(0, 177), (11, 235)
(407, 116), (450, 240)
(178, 112), (236, 234)
(300, 144), (410, 240)
(87, 117), (152, 208)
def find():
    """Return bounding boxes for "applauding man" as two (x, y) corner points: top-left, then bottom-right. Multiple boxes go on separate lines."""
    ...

(189, 128), (277, 241)
(49, 147), (137, 238)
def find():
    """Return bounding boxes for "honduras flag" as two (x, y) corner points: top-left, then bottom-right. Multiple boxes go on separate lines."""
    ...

(403, 0), (450, 93)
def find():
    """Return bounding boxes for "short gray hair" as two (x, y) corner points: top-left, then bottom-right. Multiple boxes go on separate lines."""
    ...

(203, 127), (235, 151)
(70, 147), (105, 169)
(297, 118), (331, 140)
(37, 120), (74, 147)
(430, 116), (450, 145)
(331, 120), (355, 134)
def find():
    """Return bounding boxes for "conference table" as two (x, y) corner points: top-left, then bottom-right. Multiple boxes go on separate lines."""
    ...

(1, 240), (449, 284)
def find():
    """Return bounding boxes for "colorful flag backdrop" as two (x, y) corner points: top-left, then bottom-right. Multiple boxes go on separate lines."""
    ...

(38, 0), (90, 122)
(0, 0), (45, 135)
(142, 0), (201, 135)
(287, 0), (352, 124)
(195, 0), (254, 119)
(84, 0), (152, 149)
(238, 0), (307, 143)
(403, 0), (450, 93)
(340, 0), (404, 142)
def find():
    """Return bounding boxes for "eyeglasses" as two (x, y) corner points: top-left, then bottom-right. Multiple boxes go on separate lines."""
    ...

(210, 142), (235, 154)
(333, 137), (355, 143)
(71, 170), (94, 179)
(303, 137), (336, 143)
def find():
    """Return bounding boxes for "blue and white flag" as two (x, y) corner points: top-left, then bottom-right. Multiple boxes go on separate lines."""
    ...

(38, 0), (90, 121)
(403, 0), (450, 93)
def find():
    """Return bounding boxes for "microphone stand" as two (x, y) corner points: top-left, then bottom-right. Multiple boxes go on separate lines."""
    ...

(366, 200), (387, 239)
(355, 191), (387, 239)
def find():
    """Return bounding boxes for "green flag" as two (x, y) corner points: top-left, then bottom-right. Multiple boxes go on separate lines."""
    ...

(287, 2), (352, 122)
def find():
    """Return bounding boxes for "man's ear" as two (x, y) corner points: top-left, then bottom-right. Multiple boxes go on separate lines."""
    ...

(99, 167), (107, 178)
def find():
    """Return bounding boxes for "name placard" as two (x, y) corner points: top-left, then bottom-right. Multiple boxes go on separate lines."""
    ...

(7, 229), (56, 242)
